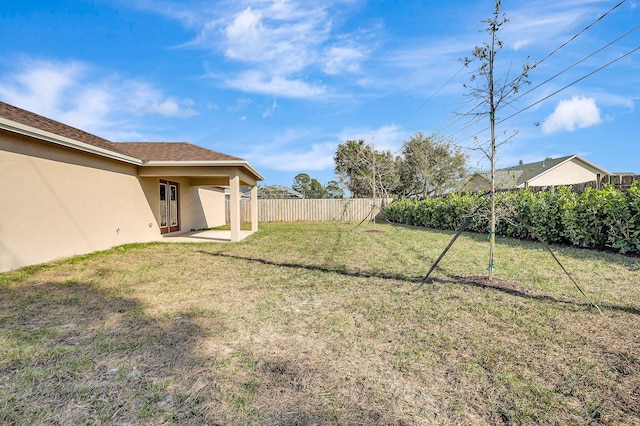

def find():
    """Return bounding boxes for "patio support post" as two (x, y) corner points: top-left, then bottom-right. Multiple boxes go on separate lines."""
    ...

(229, 172), (241, 242)
(251, 185), (258, 232)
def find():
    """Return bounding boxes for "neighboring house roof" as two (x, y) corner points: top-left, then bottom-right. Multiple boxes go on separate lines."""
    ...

(223, 185), (304, 199)
(257, 185), (304, 199)
(0, 101), (263, 180)
(469, 155), (612, 190)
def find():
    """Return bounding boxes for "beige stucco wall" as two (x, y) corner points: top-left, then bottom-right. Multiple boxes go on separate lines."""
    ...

(528, 159), (600, 187)
(0, 132), (160, 272)
(197, 187), (226, 228)
(139, 178), (226, 233)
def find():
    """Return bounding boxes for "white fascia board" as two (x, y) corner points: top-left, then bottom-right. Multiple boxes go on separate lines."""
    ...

(0, 117), (142, 165)
(534, 155), (612, 181)
(144, 160), (265, 180)
(571, 155), (613, 176)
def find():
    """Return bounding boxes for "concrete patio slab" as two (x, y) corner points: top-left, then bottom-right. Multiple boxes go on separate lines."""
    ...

(159, 229), (255, 243)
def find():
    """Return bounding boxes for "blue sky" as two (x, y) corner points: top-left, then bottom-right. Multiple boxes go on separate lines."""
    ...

(1, 0), (638, 187)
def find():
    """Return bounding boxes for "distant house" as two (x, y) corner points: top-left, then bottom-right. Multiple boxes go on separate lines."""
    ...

(0, 101), (263, 272)
(465, 155), (612, 192)
(257, 185), (304, 199)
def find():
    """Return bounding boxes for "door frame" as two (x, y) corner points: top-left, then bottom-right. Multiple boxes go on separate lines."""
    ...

(159, 179), (180, 234)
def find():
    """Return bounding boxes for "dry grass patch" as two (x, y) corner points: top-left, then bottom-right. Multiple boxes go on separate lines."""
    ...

(1, 222), (639, 424)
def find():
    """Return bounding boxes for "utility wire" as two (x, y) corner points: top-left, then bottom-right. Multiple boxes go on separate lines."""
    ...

(497, 45), (640, 125)
(498, 0), (627, 97)
(450, 36), (640, 149)
(405, 1), (534, 127)
(531, 0), (626, 69)
(400, 1), (632, 158)
(406, 65), (466, 120)
(505, 24), (640, 108)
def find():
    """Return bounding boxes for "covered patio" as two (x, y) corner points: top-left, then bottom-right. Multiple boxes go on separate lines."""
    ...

(120, 142), (264, 243)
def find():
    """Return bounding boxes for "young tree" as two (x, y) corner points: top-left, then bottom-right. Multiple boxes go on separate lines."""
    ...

(398, 132), (468, 198)
(462, 0), (532, 279)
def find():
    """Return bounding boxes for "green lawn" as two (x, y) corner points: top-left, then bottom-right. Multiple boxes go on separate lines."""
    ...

(1, 222), (638, 424)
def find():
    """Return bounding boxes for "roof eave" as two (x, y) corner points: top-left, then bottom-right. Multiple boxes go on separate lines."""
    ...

(143, 160), (265, 180)
(529, 155), (612, 183)
(0, 117), (142, 165)
(571, 155), (612, 176)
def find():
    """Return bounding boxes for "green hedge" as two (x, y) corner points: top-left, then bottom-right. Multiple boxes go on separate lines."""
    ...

(384, 182), (640, 255)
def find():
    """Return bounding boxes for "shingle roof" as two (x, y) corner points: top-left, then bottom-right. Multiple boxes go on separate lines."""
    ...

(477, 155), (575, 188)
(504, 155), (574, 185)
(0, 101), (246, 164)
(0, 101), (129, 155)
(471, 155), (609, 190)
(116, 142), (243, 162)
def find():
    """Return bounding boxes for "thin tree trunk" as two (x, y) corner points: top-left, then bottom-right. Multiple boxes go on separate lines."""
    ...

(488, 25), (496, 280)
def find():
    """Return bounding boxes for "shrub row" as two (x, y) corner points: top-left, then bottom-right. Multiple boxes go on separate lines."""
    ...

(384, 182), (640, 255)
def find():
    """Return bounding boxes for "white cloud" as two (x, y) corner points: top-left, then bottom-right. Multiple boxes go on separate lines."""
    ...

(223, 7), (269, 61)
(0, 60), (85, 117)
(225, 71), (326, 98)
(263, 100), (278, 118)
(267, 142), (337, 171)
(338, 124), (409, 154)
(0, 58), (197, 138)
(145, 0), (371, 98)
(218, 2), (333, 76)
(227, 97), (253, 112)
(323, 46), (366, 75)
(503, 1), (601, 52)
(541, 96), (602, 134)
(243, 128), (331, 172)
(242, 123), (410, 174)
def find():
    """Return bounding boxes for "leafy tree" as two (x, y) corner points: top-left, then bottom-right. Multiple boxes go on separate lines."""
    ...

(461, 0), (532, 279)
(307, 179), (328, 199)
(375, 150), (402, 198)
(398, 132), (468, 198)
(292, 173), (328, 198)
(292, 173), (311, 195)
(334, 140), (373, 197)
(334, 139), (400, 198)
(325, 180), (345, 199)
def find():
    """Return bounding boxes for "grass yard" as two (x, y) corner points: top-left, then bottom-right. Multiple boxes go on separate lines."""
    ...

(1, 222), (639, 425)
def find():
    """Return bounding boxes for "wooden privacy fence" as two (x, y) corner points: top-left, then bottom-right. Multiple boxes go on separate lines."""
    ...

(226, 198), (392, 223)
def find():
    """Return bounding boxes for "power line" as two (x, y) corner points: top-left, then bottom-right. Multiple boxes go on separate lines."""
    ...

(404, 1), (536, 127)
(452, 43), (639, 147)
(531, 0), (627, 69)
(504, 24), (640, 109)
(497, 45), (640, 125)
(406, 65), (466, 120)
(445, 3), (636, 149)
(493, 0), (627, 116)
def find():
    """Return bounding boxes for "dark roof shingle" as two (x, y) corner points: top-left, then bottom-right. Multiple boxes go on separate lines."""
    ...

(0, 101), (129, 155)
(0, 101), (247, 164)
(116, 142), (244, 162)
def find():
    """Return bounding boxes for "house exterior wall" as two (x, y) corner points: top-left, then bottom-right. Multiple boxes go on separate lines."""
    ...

(198, 187), (226, 228)
(0, 132), (159, 272)
(528, 160), (600, 187)
(138, 178), (226, 233)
